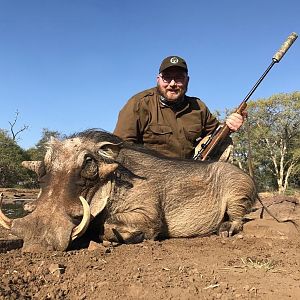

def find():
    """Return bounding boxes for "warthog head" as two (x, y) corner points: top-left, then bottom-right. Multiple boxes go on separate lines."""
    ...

(0, 130), (122, 252)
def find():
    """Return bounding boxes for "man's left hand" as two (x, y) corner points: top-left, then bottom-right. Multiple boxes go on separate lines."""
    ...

(225, 112), (245, 132)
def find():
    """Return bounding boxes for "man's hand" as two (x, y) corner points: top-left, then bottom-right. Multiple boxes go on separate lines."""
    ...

(225, 112), (246, 132)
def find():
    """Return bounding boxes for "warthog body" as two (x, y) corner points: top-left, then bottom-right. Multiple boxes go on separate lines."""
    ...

(0, 130), (257, 251)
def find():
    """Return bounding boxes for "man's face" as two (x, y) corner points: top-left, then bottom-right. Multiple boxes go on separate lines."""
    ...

(156, 67), (189, 102)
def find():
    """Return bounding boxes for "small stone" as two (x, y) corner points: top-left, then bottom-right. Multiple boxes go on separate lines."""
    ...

(102, 240), (111, 247)
(48, 263), (65, 275)
(88, 241), (105, 251)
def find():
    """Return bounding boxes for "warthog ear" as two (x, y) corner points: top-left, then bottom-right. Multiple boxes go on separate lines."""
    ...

(22, 161), (44, 175)
(99, 162), (118, 178)
(97, 142), (121, 160)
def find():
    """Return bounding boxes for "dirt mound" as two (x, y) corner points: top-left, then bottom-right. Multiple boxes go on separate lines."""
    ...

(0, 192), (300, 299)
(1, 235), (300, 299)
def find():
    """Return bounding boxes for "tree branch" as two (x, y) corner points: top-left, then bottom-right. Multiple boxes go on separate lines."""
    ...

(8, 110), (29, 141)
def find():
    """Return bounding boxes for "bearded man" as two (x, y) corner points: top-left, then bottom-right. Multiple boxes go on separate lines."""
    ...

(114, 56), (243, 160)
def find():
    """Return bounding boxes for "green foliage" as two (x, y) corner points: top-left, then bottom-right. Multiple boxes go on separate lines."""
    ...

(0, 129), (33, 187)
(26, 128), (65, 161)
(232, 91), (300, 193)
(0, 128), (65, 188)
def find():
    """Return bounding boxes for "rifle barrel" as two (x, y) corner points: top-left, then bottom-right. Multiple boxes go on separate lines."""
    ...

(243, 32), (298, 104)
(242, 60), (276, 104)
(194, 32), (298, 161)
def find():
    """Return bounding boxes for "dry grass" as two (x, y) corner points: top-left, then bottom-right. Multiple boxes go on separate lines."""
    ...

(240, 257), (275, 271)
(222, 257), (278, 273)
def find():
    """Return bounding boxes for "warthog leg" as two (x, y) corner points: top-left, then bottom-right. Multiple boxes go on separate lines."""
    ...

(102, 211), (159, 244)
(218, 220), (243, 237)
(218, 195), (253, 237)
(103, 223), (145, 244)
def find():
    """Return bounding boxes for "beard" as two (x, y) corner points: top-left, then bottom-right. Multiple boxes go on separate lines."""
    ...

(157, 83), (187, 102)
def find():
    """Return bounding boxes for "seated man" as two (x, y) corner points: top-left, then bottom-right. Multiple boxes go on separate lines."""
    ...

(114, 56), (243, 160)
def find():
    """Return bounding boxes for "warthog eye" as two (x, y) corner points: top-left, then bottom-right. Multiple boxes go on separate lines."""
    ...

(81, 156), (98, 179)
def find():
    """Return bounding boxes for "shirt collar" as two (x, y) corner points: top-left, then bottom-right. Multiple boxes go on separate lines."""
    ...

(159, 95), (188, 111)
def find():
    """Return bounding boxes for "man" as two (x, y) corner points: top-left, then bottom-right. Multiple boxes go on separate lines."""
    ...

(114, 56), (244, 160)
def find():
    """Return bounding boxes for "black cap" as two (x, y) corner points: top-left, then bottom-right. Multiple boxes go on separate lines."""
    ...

(159, 56), (188, 73)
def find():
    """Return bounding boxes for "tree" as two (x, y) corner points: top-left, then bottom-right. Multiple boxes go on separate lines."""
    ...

(0, 129), (32, 187)
(8, 110), (29, 142)
(233, 92), (300, 193)
(26, 128), (65, 161)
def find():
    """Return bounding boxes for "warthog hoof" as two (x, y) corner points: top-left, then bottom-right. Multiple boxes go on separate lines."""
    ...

(104, 224), (145, 244)
(218, 220), (243, 237)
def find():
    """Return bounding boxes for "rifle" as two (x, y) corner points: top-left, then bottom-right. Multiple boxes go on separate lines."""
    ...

(193, 32), (298, 161)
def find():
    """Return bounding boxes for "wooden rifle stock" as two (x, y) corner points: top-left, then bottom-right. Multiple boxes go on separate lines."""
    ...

(193, 32), (298, 161)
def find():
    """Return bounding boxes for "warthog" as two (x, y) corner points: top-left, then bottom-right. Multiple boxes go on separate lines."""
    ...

(0, 130), (257, 252)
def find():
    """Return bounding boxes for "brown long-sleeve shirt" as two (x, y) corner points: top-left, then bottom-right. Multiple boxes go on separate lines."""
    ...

(114, 87), (221, 159)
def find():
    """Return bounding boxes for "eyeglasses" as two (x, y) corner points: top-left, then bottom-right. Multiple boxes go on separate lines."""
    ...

(159, 74), (186, 84)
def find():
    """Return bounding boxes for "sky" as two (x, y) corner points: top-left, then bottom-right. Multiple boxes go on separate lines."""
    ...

(0, 0), (299, 149)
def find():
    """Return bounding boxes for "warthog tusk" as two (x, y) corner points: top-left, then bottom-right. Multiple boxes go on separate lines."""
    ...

(0, 193), (12, 230)
(71, 196), (91, 241)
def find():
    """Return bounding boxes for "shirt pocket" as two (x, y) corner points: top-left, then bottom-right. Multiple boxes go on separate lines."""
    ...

(144, 125), (173, 145)
(184, 124), (203, 143)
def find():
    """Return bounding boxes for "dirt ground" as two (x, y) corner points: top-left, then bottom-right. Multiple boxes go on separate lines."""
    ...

(0, 189), (300, 300)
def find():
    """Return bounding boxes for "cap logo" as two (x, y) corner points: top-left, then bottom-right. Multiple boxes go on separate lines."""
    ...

(170, 57), (179, 64)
